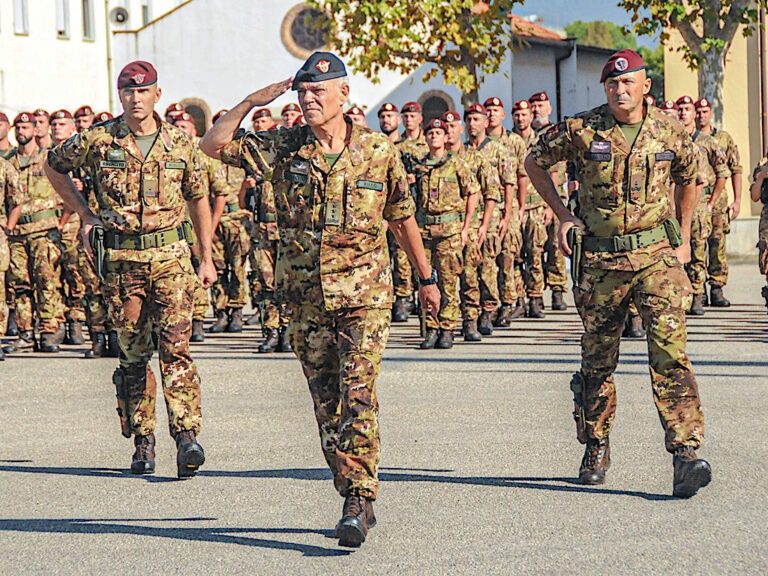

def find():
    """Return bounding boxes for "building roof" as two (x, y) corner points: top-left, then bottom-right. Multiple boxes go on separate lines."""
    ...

(508, 14), (566, 42)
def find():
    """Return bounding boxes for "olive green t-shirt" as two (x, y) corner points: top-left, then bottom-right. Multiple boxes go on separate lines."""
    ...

(618, 120), (644, 149)
(324, 152), (341, 169)
(134, 130), (160, 160)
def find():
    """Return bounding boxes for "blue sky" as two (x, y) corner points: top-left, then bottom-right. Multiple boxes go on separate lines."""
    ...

(516, 0), (657, 47)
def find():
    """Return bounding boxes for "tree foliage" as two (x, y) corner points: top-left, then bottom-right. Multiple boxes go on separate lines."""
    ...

(308, 0), (524, 104)
(564, 20), (638, 51)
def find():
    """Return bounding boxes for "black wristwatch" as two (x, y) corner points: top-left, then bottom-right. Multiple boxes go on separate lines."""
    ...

(418, 269), (438, 286)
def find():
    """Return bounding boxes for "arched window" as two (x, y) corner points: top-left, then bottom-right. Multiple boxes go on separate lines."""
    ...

(419, 90), (456, 122)
(281, 3), (333, 59)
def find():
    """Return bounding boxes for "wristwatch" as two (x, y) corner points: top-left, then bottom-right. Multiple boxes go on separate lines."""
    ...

(418, 269), (438, 286)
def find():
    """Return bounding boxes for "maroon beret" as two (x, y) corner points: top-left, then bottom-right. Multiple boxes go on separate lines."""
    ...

(51, 109), (73, 120)
(694, 98), (712, 109)
(346, 106), (364, 116)
(441, 110), (461, 123)
(676, 95), (694, 107)
(117, 60), (158, 89)
(0, 112), (9, 124)
(424, 118), (446, 134)
(212, 109), (227, 123)
(164, 103), (184, 117)
(512, 100), (531, 112)
(252, 108), (272, 120)
(400, 101), (422, 114)
(463, 103), (487, 119)
(94, 112), (114, 123)
(658, 100), (678, 111)
(74, 105), (94, 118)
(529, 91), (549, 103)
(13, 112), (36, 125)
(33, 108), (50, 118)
(281, 103), (301, 114)
(483, 97), (504, 109)
(644, 95), (656, 107)
(601, 49), (645, 83)
(172, 112), (194, 125)
(377, 102), (397, 116)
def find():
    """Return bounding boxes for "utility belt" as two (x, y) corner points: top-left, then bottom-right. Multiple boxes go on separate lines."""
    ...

(525, 193), (544, 207)
(17, 208), (62, 225)
(257, 213), (277, 224)
(223, 203), (242, 214)
(581, 222), (672, 253)
(416, 210), (464, 226)
(103, 223), (193, 250)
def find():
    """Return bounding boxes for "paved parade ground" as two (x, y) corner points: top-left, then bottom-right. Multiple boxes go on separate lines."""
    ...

(1, 260), (767, 575)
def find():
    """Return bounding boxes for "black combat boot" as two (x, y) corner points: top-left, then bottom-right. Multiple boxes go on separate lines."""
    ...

(623, 313), (645, 339)
(709, 286), (730, 307)
(687, 294), (705, 316)
(762, 286), (768, 310)
(105, 330), (120, 357)
(6, 309), (18, 336)
(527, 297), (546, 319)
(672, 446), (712, 498)
(258, 328), (279, 353)
(64, 320), (85, 345)
(208, 310), (228, 333)
(436, 329), (454, 349)
(578, 437), (611, 485)
(190, 320), (205, 342)
(0, 345), (4, 360)
(420, 328), (439, 349)
(3, 331), (36, 353)
(226, 308), (244, 333)
(130, 433), (156, 474)
(392, 296), (409, 323)
(462, 319), (481, 342)
(278, 326), (292, 352)
(39, 332), (61, 353)
(478, 310), (493, 336)
(245, 312), (261, 325)
(551, 289), (567, 311)
(84, 332), (107, 359)
(510, 297), (526, 319)
(175, 430), (205, 479)
(337, 495), (376, 548)
(493, 304), (513, 327)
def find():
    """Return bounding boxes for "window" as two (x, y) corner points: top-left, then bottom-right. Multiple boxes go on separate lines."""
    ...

(82, 0), (94, 40)
(281, 3), (333, 59)
(14, 0), (29, 35)
(420, 90), (457, 123)
(142, 0), (152, 26)
(56, 0), (70, 39)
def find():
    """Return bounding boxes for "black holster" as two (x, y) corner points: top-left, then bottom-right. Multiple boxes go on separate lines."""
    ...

(570, 372), (588, 445)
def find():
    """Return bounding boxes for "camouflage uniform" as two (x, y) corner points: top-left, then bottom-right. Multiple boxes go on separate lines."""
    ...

(0, 158), (24, 334)
(530, 104), (704, 452)
(543, 157), (570, 293)
(687, 132), (729, 297)
(47, 114), (207, 438)
(413, 153), (479, 331)
(707, 128), (742, 290)
(221, 118), (414, 499)
(456, 146), (501, 322)
(753, 158), (768, 284)
(189, 138), (210, 325)
(6, 147), (66, 336)
(60, 212), (88, 325)
(208, 158), (250, 313)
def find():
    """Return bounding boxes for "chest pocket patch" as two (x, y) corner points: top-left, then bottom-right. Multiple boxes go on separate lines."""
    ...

(655, 152), (675, 161)
(585, 152), (612, 162)
(100, 160), (126, 169)
(356, 179), (384, 191)
(286, 158), (310, 184)
(165, 161), (186, 170)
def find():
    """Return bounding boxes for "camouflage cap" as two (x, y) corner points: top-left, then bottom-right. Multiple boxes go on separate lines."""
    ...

(291, 52), (347, 90)
(600, 49), (645, 83)
(529, 91), (549, 102)
(117, 60), (158, 89)
(483, 97), (504, 109)
(13, 112), (36, 125)
(694, 97), (712, 109)
(400, 101), (422, 114)
(377, 102), (397, 116)
(441, 110), (461, 123)
(463, 103), (487, 119)
(424, 118), (446, 134)
(51, 109), (73, 120)
(512, 100), (530, 112)
(281, 103), (301, 114)
(74, 105), (94, 118)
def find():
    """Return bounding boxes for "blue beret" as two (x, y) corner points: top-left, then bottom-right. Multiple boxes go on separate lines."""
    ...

(292, 52), (347, 90)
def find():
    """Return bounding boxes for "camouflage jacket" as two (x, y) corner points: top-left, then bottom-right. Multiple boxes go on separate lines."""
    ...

(530, 103), (698, 271)
(209, 155), (247, 218)
(7, 146), (63, 235)
(0, 146), (16, 161)
(469, 135), (520, 214)
(48, 114), (207, 262)
(412, 152), (479, 238)
(220, 117), (414, 311)
(709, 128), (742, 176)
(692, 131), (730, 190)
(0, 157), (24, 270)
(456, 145), (501, 228)
(396, 131), (429, 159)
(516, 128), (567, 206)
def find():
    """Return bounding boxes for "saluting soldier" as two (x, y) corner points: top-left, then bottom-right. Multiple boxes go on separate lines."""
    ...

(45, 61), (216, 478)
(200, 52), (439, 547)
(525, 49), (712, 498)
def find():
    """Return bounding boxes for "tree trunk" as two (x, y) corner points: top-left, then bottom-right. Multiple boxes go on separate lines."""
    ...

(697, 50), (726, 128)
(461, 89), (479, 108)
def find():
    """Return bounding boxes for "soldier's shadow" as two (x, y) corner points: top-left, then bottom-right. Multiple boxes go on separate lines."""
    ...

(0, 517), (349, 557)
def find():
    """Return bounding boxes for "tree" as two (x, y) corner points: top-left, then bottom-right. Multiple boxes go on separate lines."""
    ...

(619, 0), (768, 123)
(308, 0), (524, 107)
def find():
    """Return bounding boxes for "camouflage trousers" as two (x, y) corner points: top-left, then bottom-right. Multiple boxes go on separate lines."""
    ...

(79, 248), (111, 333)
(0, 231), (8, 334)
(392, 242), (414, 298)
(61, 223), (87, 323)
(479, 229), (503, 312)
(102, 256), (202, 437)
(545, 215), (568, 292)
(249, 232), (288, 330)
(460, 227), (482, 321)
(522, 205), (548, 298)
(758, 206), (768, 282)
(287, 302), (390, 500)
(8, 230), (66, 333)
(685, 201), (713, 295)
(497, 222), (523, 306)
(190, 257), (209, 323)
(423, 233), (463, 331)
(707, 193), (730, 288)
(211, 215), (250, 312)
(574, 254), (704, 452)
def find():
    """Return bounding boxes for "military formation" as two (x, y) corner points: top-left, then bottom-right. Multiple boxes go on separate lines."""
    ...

(2, 44), (764, 548)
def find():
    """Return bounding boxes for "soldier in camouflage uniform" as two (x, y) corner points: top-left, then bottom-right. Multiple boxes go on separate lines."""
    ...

(74, 106), (95, 133)
(750, 156), (768, 308)
(695, 97), (743, 307)
(377, 102), (401, 144)
(676, 96), (729, 316)
(3, 112), (67, 354)
(45, 61), (216, 479)
(525, 50), (712, 498)
(0, 112), (15, 159)
(33, 109), (53, 151)
(443, 110), (501, 341)
(392, 101), (429, 323)
(0, 157), (24, 360)
(412, 118), (479, 349)
(1, 113), (18, 336)
(200, 52), (440, 547)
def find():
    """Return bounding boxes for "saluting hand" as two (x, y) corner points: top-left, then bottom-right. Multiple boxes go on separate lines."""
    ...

(247, 77), (294, 108)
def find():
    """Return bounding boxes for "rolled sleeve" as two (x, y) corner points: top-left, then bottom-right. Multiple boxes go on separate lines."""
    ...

(383, 148), (414, 222)
(48, 132), (89, 174)
(530, 122), (573, 171)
